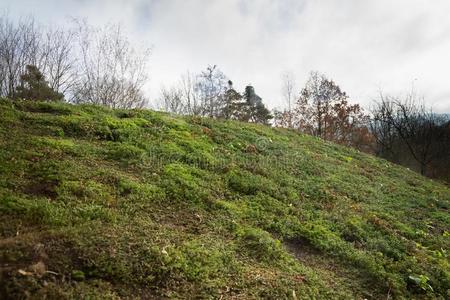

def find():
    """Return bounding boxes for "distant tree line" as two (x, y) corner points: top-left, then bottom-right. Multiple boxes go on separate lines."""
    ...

(0, 16), (272, 124)
(2, 15), (449, 181)
(0, 15), (150, 108)
(159, 65), (272, 124)
(274, 71), (450, 182)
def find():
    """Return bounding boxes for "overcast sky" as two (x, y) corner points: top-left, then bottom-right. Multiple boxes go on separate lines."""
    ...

(3, 0), (450, 112)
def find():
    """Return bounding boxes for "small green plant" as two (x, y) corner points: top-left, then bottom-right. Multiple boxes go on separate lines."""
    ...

(71, 270), (85, 281)
(408, 274), (434, 292)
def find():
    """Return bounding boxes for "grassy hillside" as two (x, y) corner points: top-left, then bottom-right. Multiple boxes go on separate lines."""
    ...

(0, 99), (448, 299)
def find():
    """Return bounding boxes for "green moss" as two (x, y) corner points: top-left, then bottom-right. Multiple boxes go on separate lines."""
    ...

(237, 226), (286, 265)
(162, 163), (213, 204)
(227, 170), (277, 196)
(0, 192), (70, 225)
(0, 99), (449, 299)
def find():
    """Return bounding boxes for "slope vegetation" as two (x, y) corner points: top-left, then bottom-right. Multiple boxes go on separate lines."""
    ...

(0, 99), (449, 299)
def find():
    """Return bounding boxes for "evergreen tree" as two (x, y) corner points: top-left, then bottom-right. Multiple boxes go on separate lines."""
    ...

(222, 80), (245, 120)
(242, 85), (272, 124)
(15, 65), (64, 102)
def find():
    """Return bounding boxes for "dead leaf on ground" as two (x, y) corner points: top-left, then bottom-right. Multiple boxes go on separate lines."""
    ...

(30, 261), (46, 277)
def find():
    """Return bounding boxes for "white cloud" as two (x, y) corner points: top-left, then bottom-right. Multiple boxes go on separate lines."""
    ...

(3, 0), (450, 112)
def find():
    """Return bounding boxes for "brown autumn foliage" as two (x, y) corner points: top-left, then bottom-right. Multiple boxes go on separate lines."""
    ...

(274, 71), (374, 152)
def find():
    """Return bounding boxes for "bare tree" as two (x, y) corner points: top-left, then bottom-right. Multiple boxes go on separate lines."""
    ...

(180, 71), (202, 115)
(71, 21), (150, 109)
(195, 65), (227, 117)
(157, 71), (201, 115)
(42, 28), (77, 95)
(159, 85), (185, 114)
(0, 15), (76, 100)
(0, 16), (152, 107)
(371, 91), (449, 175)
(159, 66), (229, 117)
(0, 16), (36, 97)
(370, 94), (397, 157)
(281, 71), (296, 128)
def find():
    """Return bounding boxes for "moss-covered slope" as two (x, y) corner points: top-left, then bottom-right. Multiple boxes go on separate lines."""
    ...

(0, 99), (449, 299)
